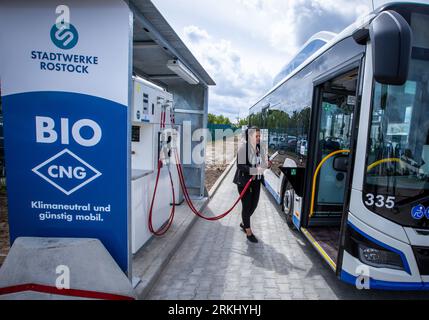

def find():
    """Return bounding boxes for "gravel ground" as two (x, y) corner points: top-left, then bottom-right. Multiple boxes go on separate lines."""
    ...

(205, 134), (239, 192)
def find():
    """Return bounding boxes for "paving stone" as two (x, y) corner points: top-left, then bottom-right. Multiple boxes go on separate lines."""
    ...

(146, 167), (429, 300)
(252, 293), (266, 300)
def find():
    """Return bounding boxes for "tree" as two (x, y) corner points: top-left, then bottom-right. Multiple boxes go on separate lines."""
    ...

(207, 113), (232, 125)
(236, 116), (249, 127)
(208, 113), (217, 124)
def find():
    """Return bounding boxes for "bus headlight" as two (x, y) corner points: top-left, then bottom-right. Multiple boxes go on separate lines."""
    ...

(358, 243), (404, 270)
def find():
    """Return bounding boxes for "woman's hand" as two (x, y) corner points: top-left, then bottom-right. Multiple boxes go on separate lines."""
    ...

(256, 167), (266, 176)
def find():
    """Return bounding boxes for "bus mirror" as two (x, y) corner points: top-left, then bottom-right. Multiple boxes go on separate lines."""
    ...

(333, 155), (348, 172)
(370, 10), (412, 86)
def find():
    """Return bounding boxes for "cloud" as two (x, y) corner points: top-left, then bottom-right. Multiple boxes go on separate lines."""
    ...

(178, 1), (372, 121)
(183, 25), (272, 120)
(183, 25), (210, 43)
(253, 0), (371, 57)
(236, 0), (264, 10)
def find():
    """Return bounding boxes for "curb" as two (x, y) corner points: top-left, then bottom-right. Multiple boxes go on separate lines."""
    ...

(135, 157), (236, 299)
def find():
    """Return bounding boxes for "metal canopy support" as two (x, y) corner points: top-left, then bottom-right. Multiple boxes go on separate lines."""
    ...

(169, 83), (208, 198)
(150, 74), (181, 80)
(133, 40), (159, 49)
(201, 86), (209, 197)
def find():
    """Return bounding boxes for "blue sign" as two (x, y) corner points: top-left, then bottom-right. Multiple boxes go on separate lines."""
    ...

(0, 0), (132, 274)
(411, 205), (425, 220)
(3, 92), (129, 272)
(425, 207), (429, 220)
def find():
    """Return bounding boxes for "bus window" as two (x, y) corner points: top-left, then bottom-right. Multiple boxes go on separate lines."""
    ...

(313, 70), (357, 219)
(316, 96), (354, 207)
(316, 92), (353, 215)
(363, 12), (429, 229)
(266, 109), (289, 176)
(266, 108), (311, 176)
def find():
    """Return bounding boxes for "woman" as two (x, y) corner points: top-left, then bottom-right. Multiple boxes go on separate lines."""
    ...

(233, 126), (269, 243)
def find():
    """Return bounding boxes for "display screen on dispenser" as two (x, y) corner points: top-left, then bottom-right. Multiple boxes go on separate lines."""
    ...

(143, 94), (149, 115)
(132, 126), (140, 142)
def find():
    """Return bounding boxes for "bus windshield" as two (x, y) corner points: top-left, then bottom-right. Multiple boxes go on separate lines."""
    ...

(364, 12), (429, 227)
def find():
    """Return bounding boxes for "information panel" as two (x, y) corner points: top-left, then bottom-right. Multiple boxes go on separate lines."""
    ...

(0, 0), (132, 273)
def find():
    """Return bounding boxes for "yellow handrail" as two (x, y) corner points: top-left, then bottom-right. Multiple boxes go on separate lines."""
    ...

(309, 149), (350, 218)
(367, 158), (401, 171)
(309, 154), (403, 219)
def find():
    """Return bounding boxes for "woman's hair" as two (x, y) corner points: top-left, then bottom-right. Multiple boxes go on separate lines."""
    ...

(240, 126), (260, 144)
(247, 126), (260, 136)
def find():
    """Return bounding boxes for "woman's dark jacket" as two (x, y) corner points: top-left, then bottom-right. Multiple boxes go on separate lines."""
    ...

(233, 142), (264, 187)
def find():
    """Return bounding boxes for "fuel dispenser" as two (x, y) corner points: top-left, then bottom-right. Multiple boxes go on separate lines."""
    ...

(132, 77), (254, 249)
(130, 77), (181, 253)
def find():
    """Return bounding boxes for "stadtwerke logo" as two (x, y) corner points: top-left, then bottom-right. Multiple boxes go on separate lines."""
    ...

(50, 23), (79, 50)
(50, 5), (78, 50)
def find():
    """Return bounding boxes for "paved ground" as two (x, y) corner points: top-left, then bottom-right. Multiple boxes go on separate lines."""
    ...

(147, 166), (429, 300)
(133, 194), (207, 298)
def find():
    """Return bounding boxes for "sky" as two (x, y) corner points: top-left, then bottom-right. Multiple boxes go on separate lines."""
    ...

(152, 0), (375, 122)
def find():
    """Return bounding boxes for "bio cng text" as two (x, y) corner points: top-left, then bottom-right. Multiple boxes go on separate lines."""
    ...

(35, 116), (101, 147)
(33, 116), (102, 195)
(32, 116), (109, 223)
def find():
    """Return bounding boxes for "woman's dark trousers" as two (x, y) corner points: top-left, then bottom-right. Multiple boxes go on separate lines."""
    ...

(238, 181), (261, 229)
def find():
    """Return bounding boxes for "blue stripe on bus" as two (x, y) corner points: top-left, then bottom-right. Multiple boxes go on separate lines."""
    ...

(293, 214), (300, 229)
(264, 180), (281, 204)
(340, 271), (428, 291)
(347, 221), (411, 275)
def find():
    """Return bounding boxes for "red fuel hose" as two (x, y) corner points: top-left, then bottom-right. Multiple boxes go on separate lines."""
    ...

(169, 111), (253, 221)
(148, 108), (253, 235)
(174, 150), (253, 221)
(147, 109), (176, 236)
(148, 160), (176, 236)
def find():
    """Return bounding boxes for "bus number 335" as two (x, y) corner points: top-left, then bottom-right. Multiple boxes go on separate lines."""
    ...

(365, 194), (396, 209)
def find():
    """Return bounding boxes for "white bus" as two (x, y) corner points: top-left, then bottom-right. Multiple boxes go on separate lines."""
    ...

(250, 2), (429, 290)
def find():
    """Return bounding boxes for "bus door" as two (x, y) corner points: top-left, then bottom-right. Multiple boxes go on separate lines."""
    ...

(302, 68), (359, 270)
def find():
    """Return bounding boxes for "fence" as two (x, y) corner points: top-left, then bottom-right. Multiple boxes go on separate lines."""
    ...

(207, 123), (241, 141)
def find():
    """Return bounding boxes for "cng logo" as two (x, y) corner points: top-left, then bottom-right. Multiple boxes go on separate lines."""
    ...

(50, 5), (78, 50)
(32, 149), (101, 195)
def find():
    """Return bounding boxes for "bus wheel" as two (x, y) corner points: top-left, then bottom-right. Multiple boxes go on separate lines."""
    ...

(282, 182), (295, 230)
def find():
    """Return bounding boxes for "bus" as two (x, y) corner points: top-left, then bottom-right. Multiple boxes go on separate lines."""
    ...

(249, 2), (429, 290)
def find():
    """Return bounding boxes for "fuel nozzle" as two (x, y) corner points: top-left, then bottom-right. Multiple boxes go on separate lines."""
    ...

(159, 129), (173, 166)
